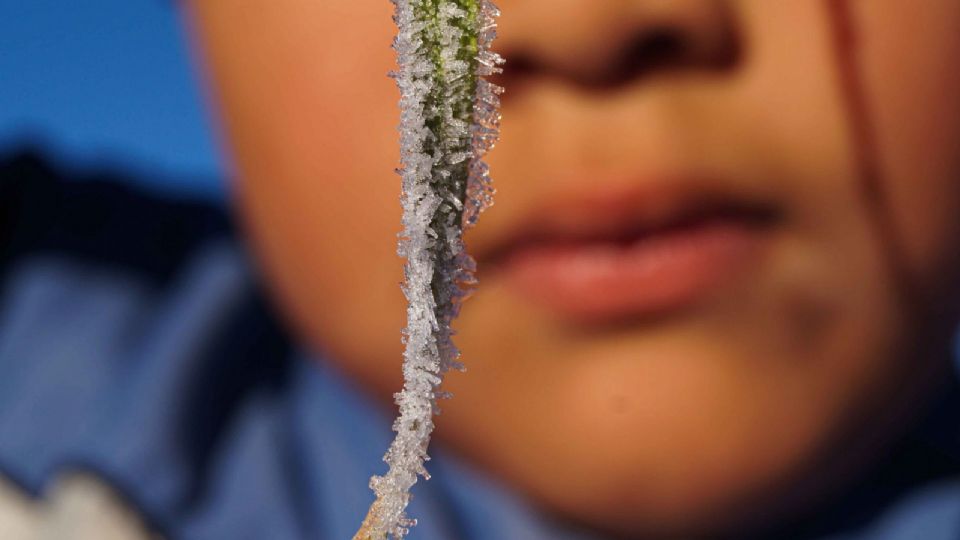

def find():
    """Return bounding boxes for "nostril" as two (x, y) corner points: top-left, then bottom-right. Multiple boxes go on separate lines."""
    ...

(605, 25), (742, 88)
(490, 33), (688, 95)
(489, 4), (743, 97)
(490, 36), (684, 96)
(615, 28), (689, 84)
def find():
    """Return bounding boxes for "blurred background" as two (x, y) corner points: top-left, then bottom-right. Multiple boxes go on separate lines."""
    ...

(0, 0), (223, 197)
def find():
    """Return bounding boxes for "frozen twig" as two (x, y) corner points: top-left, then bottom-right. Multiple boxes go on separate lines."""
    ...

(353, 0), (503, 539)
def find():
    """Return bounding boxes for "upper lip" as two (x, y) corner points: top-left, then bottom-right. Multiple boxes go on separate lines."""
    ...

(474, 174), (781, 271)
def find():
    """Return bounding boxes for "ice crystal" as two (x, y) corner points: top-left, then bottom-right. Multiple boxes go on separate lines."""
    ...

(353, 1), (503, 539)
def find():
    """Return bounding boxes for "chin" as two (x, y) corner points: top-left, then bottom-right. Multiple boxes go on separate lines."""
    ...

(523, 404), (833, 539)
(450, 338), (891, 540)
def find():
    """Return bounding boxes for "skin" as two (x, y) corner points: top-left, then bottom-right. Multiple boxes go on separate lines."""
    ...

(185, 1), (960, 536)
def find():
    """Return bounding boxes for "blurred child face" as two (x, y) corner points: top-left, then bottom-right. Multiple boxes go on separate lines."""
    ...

(189, 1), (960, 536)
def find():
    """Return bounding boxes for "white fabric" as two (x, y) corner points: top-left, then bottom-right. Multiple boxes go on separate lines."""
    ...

(0, 474), (158, 540)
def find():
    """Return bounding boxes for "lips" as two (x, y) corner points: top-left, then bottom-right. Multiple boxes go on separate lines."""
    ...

(480, 180), (779, 323)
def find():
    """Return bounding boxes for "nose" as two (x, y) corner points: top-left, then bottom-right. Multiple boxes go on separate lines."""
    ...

(494, 0), (742, 91)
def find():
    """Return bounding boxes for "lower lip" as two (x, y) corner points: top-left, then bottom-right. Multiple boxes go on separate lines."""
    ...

(497, 220), (765, 323)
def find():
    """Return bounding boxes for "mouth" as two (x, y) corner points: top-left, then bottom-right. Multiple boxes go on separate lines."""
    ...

(481, 180), (781, 324)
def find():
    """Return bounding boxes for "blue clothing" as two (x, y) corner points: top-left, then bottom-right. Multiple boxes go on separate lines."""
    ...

(0, 150), (959, 539)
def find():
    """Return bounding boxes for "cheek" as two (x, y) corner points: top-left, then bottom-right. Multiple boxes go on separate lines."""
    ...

(191, 0), (411, 389)
(853, 1), (960, 288)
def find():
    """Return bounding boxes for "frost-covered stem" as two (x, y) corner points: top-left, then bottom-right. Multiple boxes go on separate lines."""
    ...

(353, 1), (503, 539)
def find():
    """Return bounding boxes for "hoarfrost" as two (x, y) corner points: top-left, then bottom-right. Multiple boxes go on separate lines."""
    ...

(353, 1), (503, 539)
